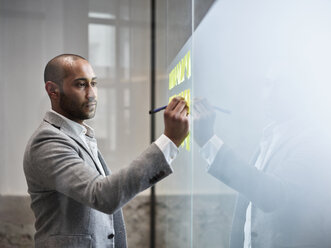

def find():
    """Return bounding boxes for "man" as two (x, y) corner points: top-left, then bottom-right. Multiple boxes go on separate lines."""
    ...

(23, 54), (189, 248)
(193, 68), (331, 247)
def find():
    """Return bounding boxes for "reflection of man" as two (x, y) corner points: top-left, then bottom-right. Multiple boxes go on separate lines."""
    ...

(194, 72), (331, 247)
(23, 54), (189, 248)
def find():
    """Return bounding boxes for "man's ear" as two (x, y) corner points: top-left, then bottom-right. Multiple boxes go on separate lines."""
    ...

(45, 81), (60, 100)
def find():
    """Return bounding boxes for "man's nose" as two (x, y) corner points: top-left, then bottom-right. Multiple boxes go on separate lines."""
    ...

(86, 84), (97, 99)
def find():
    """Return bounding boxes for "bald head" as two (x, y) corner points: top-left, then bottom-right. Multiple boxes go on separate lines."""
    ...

(44, 54), (87, 85)
(44, 54), (97, 124)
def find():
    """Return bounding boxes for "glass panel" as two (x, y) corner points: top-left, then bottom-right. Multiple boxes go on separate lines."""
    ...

(155, 0), (193, 247)
(157, 1), (331, 248)
(123, 88), (131, 107)
(119, 27), (131, 82)
(119, 0), (130, 21)
(88, 23), (116, 79)
(192, 2), (239, 246)
(88, 0), (117, 19)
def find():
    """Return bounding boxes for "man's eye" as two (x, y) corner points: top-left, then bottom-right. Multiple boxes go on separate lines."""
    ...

(91, 81), (98, 87)
(77, 82), (86, 87)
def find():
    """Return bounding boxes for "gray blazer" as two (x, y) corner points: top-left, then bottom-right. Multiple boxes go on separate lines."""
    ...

(208, 127), (331, 248)
(24, 111), (172, 248)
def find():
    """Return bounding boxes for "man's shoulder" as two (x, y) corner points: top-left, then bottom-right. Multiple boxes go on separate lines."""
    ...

(24, 118), (77, 160)
(28, 119), (66, 144)
(23, 119), (82, 172)
(288, 125), (331, 150)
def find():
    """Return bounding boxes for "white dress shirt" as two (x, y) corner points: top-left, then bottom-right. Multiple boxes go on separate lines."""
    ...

(200, 135), (224, 168)
(243, 123), (275, 248)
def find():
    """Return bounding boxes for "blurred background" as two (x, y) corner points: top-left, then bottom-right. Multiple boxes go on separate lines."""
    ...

(1, 0), (331, 247)
(0, 0), (152, 247)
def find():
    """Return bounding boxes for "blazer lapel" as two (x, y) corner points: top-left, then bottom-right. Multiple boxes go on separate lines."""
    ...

(43, 111), (104, 175)
(65, 134), (105, 175)
(262, 128), (302, 173)
(98, 151), (111, 175)
(249, 148), (261, 167)
(261, 119), (306, 172)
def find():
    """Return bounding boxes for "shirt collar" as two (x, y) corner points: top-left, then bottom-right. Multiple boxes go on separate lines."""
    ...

(50, 110), (95, 138)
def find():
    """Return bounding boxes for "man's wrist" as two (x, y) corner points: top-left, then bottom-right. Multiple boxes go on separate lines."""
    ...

(200, 135), (224, 167)
(154, 134), (179, 165)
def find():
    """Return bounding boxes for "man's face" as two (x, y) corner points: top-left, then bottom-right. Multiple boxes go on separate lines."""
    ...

(59, 59), (98, 123)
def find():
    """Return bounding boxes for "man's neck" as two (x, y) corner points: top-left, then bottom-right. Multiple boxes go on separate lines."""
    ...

(51, 108), (84, 125)
(50, 109), (84, 126)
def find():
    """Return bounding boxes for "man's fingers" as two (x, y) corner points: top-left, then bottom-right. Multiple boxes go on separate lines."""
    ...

(166, 97), (189, 120)
(194, 100), (205, 114)
(167, 96), (184, 111)
(163, 97), (190, 147)
(174, 99), (189, 114)
(193, 97), (213, 112)
(201, 98), (213, 111)
(166, 97), (179, 111)
(180, 106), (189, 117)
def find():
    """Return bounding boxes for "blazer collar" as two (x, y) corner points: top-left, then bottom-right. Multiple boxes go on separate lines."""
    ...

(43, 111), (89, 148)
(44, 110), (97, 138)
(258, 119), (308, 172)
(44, 110), (66, 130)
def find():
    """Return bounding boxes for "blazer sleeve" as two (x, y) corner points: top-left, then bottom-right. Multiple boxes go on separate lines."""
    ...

(24, 127), (173, 215)
(207, 138), (331, 213)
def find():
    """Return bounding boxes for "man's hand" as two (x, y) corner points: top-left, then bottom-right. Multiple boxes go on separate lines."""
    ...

(164, 97), (190, 147)
(192, 98), (216, 147)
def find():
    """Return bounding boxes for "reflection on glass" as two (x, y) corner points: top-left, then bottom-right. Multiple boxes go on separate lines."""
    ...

(157, 0), (331, 247)
(191, 1), (331, 247)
